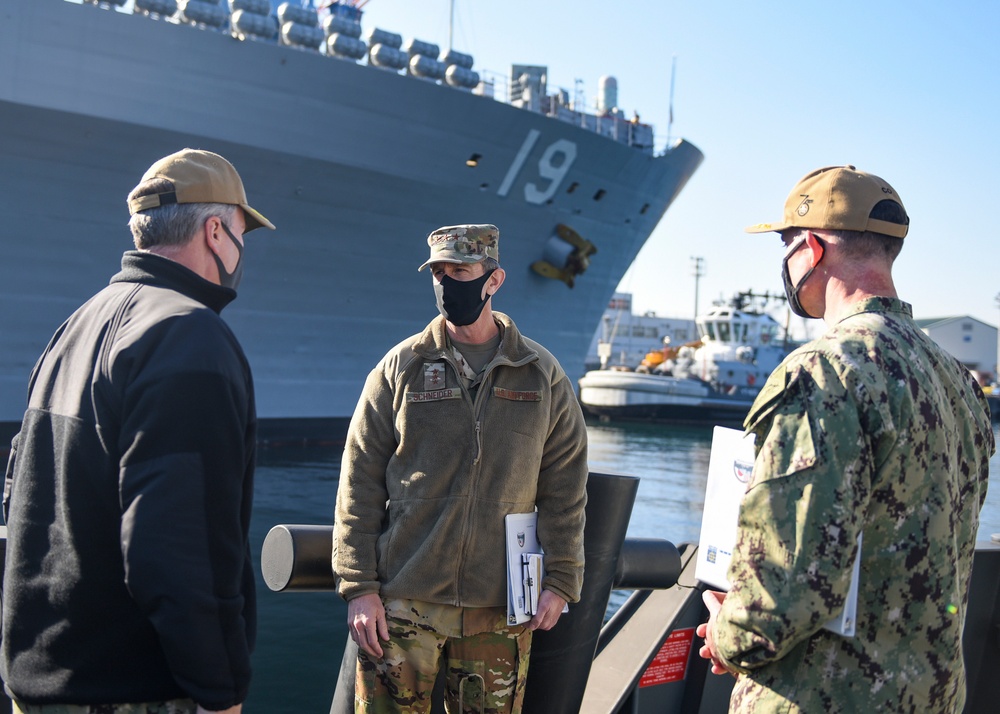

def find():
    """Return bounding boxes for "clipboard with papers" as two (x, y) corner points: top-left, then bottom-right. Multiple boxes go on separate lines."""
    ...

(695, 426), (861, 637)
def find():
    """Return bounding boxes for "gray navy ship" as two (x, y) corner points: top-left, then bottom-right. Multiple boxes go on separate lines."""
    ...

(0, 0), (703, 443)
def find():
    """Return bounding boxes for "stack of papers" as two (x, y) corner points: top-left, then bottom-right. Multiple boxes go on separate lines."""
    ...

(695, 426), (860, 637)
(505, 512), (542, 626)
(695, 427), (757, 592)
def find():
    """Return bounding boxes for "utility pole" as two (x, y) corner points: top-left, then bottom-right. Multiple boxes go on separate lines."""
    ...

(666, 55), (676, 149)
(691, 256), (705, 322)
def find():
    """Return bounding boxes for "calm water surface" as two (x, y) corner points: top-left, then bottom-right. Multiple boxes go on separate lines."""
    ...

(246, 422), (1000, 712)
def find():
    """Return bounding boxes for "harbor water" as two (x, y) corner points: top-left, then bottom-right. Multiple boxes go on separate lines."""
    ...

(246, 420), (1000, 712)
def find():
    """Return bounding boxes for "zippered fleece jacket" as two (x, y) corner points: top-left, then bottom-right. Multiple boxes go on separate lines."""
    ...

(334, 312), (588, 607)
(2, 251), (257, 710)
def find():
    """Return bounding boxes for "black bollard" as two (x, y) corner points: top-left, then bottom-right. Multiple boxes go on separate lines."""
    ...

(521, 471), (639, 714)
(261, 524), (337, 592)
(613, 538), (682, 590)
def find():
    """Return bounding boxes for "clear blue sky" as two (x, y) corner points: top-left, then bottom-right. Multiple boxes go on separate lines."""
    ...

(355, 0), (1000, 338)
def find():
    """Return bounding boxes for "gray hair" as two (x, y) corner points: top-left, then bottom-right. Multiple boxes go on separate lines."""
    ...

(811, 199), (907, 262)
(817, 229), (904, 262)
(483, 257), (500, 272)
(129, 202), (238, 250)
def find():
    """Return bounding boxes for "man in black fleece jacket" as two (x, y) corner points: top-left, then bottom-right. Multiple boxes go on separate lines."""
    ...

(2, 149), (274, 714)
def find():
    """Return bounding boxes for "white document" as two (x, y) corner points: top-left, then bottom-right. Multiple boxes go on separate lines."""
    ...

(696, 426), (860, 637)
(505, 512), (542, 626)
(695, 426), (757, 591)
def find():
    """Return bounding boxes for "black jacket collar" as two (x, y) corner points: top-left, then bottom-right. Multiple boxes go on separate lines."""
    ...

(111, 250), (237, 314)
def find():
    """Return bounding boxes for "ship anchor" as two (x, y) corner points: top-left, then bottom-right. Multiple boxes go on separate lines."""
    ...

(531, 224), (597, 288)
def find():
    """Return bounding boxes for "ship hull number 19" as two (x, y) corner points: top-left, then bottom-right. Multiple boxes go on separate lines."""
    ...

(497, 129), (578, 205)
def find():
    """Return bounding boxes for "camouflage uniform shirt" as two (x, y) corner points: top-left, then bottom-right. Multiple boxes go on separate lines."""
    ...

(715, 297), (994, 713)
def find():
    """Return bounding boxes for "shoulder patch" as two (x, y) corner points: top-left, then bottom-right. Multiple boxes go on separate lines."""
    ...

(744, 364), (789, 429)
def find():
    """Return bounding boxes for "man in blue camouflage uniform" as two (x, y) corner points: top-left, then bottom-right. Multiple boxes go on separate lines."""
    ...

(334, 225), (588, 713)
(697, 166), (994, 712)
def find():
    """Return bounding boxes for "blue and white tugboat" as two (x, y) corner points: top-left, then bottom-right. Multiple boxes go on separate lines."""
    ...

(578, 291), (794, 425)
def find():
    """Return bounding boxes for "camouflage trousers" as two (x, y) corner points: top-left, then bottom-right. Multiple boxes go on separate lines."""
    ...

(356, 598), (532, 714)
(13, 701), (197, 714)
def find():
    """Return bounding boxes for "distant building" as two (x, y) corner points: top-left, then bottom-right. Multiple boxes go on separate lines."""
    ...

(584, 293), (696, 371)
(915, 315), (998, 380)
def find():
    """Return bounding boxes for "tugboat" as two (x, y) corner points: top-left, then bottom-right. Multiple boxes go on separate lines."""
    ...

(578, 291), (794, 426)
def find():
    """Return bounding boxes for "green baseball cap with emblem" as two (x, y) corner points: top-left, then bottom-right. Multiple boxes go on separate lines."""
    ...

(127, 148), (275, 232)
(745, 165), (908, 239)
(417, 224), (500, 272)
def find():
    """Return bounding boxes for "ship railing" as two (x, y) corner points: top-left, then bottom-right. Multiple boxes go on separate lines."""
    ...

(77, 0), (664, 155)
(261, 472), (694, 712)
(3, 505), (999, 710)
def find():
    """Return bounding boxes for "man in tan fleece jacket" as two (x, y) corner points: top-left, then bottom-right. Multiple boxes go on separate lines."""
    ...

(334, 224), (588, 713)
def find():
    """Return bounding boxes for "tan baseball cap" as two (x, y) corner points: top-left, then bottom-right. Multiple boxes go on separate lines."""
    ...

(417, 224), (500, 272)
(746, 165), (908, 238)
(127, 148), (275, 232)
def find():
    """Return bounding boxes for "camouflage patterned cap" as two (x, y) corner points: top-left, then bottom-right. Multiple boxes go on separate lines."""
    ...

(417, 224), (499, 272)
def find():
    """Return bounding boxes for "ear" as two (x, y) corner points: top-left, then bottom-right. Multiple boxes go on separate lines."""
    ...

(202, 215), (228, 259)
(486, 267), (505, 296)
(804, 231), (826, 266)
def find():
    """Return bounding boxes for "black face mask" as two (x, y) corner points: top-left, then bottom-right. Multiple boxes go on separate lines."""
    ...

(433, 269), (496, 326)
(781, 234), (823, 319)
(213, 222), (245, 291)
